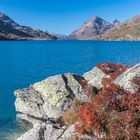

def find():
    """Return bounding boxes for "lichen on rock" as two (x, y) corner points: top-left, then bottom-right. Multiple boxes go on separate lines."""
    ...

(113, 63), (140, 92)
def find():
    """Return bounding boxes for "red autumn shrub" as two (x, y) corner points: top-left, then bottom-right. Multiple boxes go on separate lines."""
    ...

(92, 83), (126, 111)
(121, 93), (140, 112)
(75, 84), (124, 135)
(75, 102), (102, 135)
(96, 62), (126, 75)
(75, 83), (140, 139)
(97, 62), (127, 82)
(108, 111), (140, 140)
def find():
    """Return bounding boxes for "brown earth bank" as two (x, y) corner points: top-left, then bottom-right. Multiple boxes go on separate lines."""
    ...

(14, 62), (140, 140)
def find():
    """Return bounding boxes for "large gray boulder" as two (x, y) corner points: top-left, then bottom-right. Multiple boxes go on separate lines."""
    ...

(15, 73), (89, 120)
(113, 63), (140, 92)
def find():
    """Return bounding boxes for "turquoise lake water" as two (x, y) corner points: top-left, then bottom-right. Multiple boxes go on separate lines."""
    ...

(0, 41), (140, 139)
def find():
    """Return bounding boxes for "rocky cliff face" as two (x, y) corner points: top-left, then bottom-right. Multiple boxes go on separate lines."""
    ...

(14, 62), (140, 140)
(0, 12), (57, 40)
(69, 16), (114, 40)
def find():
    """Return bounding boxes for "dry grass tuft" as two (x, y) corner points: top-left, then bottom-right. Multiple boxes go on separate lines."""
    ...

(60, 99), (83, 126)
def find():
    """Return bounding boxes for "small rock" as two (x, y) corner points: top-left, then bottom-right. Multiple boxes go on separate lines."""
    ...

(113, 64), (140, 92)
(83, 67), (107, 89)
(17, 123), (42, 140)
(59, 125), (75, 140)
(44, 124), (66, 140)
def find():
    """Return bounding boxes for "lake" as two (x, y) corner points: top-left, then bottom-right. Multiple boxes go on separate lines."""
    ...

(0, 41), (140, 139)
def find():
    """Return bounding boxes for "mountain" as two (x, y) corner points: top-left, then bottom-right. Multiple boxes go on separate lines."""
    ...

(98, 15), (140, 40)
(69, 16), (114, 40)
(52, 33), (69, 40)
(113, 19), (121, 26)
(0, 12), (57, 40)
(1, 11), (140, 41)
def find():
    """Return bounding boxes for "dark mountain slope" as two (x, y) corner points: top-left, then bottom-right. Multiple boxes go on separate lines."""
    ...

(0, 12), (57, 40)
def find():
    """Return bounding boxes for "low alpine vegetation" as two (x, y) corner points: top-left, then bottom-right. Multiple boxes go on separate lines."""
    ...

(97, 62), (127, 86)
(75, 83), (140, 140)
(60, 99), (83, 126)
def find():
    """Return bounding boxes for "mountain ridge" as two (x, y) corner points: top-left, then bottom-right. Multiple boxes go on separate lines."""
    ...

(0, 12), (57, 40)
(1, 11), (140, 40)
(69, 16), (114, 40)
(97, 14), (140, 40)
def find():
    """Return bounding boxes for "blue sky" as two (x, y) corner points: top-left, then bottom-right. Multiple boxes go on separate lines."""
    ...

(1, 0), (140, 35)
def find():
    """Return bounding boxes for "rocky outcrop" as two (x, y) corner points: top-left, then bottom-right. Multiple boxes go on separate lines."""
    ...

(15, 74), (89, 121)
(15, 73), (93, 139)
(15, 63), (140, 140)
(113, 63), (140, 92)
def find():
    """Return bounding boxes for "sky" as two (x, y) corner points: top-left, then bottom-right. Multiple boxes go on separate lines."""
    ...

(1, 0), (140, 35)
